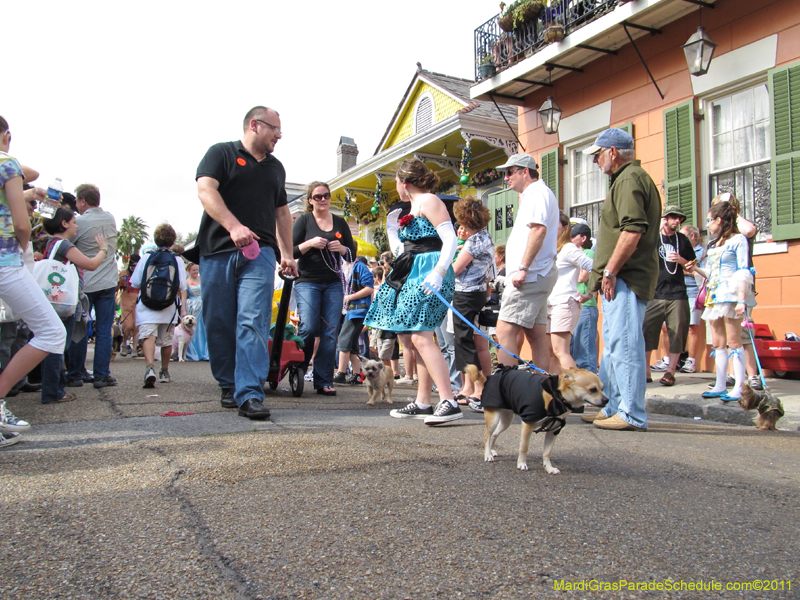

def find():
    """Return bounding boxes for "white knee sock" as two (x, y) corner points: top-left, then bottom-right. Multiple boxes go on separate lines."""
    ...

(730, 347), (746, 398)
(711, 347), (728, 393)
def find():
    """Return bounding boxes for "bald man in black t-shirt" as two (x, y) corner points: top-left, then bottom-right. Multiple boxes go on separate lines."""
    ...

(195, 106), (297, 420)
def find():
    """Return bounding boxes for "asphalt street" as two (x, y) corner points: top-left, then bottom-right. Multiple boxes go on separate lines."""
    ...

(2, 357), (799, 599)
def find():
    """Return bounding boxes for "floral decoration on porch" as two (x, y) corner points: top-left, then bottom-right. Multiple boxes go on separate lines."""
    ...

(471, 168), (503, 187)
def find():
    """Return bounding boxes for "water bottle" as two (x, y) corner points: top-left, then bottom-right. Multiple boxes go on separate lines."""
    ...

(40, 177), (63, 219)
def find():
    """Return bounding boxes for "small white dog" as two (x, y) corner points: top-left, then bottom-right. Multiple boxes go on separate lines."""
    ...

(171, 315), (197, 362)
(359, 356), (394, 405)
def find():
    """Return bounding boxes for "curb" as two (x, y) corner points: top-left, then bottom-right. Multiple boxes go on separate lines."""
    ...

(646, 395), (800, 431)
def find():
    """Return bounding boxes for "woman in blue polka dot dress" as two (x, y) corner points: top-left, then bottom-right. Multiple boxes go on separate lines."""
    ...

(365, 159), (462, 425)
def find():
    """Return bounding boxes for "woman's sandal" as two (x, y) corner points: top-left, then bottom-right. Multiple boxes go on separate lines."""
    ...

(316, 387), (337, 396)
(660, 372), (675, 386)
(454, 393), (469, 405)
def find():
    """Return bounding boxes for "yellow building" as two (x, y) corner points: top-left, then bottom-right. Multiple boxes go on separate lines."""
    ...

(326, 64), (520, 251)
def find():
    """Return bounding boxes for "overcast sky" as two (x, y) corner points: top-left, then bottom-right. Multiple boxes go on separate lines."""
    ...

(7, 1), (496, 240)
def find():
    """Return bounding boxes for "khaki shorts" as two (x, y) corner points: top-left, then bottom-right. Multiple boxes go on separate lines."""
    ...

(138, 322), (175, 348)
(377, 337), (396, 360)
(498, 266), (557, 329)
(643, 298), (689, 354)
(546, 297), (581, 334)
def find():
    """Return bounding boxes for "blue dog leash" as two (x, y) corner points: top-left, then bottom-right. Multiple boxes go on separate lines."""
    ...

(423, 282), (550, 376)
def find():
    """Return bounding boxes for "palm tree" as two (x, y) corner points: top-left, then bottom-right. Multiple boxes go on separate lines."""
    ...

(117, 216), (149, 260)
(176, 230), (198, 247)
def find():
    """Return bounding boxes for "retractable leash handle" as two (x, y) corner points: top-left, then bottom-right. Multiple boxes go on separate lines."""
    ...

(423, 282), (549, 376)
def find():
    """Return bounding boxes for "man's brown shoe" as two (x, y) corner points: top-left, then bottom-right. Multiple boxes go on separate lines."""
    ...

(581, 410), (608, 423)
(593, 414), (647, 431)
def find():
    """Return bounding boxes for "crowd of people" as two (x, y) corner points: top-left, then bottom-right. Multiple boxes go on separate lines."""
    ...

(0, 109), (759, 446)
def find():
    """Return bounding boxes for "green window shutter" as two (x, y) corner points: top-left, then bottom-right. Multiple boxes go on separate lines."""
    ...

(539, 148), (560, 203)
(769, 62), (800, 241)
(663, 100), (697, 225)
(487, 188), (518, 246)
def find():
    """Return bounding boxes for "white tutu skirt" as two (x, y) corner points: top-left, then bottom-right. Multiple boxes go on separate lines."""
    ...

(701, 302), (743, 322)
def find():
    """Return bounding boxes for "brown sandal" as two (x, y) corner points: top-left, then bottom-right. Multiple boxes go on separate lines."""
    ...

(660, 372), (675, 386)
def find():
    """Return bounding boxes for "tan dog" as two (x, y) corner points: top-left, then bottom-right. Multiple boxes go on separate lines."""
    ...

(471, 365), (607, 475)
(360, 356), (394, 405)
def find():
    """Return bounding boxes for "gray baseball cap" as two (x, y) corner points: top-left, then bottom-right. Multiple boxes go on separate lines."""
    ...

(496, 153), (539, 171)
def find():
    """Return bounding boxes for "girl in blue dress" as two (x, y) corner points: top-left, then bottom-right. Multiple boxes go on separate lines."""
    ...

(693, 201), (755, 402)
(365, 159), (460, 424)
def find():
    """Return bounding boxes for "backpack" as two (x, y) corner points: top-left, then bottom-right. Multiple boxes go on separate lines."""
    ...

(139, 249), (180, 311)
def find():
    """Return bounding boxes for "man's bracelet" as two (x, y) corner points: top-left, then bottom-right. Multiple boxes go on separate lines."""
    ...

(100, 248), (108, 254)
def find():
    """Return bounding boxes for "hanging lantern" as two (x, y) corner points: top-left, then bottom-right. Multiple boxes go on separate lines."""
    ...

(683, 26), (716, 77)
(538, 96), (562, 135)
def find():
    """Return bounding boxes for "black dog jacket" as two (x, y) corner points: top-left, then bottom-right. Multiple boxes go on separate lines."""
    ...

(481, 366), (570, 435)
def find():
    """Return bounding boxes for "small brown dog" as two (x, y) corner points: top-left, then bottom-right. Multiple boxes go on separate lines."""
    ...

(360, 356), (394, 405)
(738, 382), (785, 430)
(471, 365), (608, 474)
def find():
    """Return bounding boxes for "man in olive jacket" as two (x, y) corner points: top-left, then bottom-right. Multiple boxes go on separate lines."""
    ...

(582, 128), (660, 432)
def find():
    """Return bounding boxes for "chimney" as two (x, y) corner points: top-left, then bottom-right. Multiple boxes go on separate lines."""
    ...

(337, 136), (358, 175)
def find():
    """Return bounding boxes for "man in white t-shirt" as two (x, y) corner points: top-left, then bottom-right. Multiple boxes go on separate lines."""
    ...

(495, 154), (559, 368)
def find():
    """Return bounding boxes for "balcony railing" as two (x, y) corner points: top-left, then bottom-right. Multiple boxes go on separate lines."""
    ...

(474, 0), (620, 81)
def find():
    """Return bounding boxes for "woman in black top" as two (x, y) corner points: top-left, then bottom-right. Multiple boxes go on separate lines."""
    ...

(292, 182), (356, 395)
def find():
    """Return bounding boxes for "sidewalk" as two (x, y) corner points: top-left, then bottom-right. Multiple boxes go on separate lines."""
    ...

(644, 371), (800, 431)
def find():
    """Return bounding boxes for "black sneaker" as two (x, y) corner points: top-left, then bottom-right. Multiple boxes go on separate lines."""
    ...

(332, 372), (347, 384)
(220, 388), (236, 409)
(424, 400), (464, 425)
(346, 373), (363, 385)
(93, 375), (118, 389)
(390, 401), (434, 420)
(66, 379), (84, 388)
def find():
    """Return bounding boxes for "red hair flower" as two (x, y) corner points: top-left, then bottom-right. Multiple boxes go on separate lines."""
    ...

(399, 214), (414, 228)
(335, 232), (342, 239)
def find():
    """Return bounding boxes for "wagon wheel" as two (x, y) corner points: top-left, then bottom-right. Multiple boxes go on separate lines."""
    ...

(289, 367), (304, 397)
(773, 370), (788, 379)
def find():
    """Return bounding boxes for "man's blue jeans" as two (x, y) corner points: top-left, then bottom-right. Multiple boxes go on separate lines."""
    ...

(598, 278), (648, 428)
(41, 308), (79, 403)
(294, 281), (343, 390)
(75, 287), (116, 380)
(201, 247), (275, 407)
(570, 305), (599, 373)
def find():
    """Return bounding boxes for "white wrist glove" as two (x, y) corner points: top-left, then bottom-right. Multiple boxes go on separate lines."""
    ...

(422, 271), (444, 295)
(386, 208), (402, 257)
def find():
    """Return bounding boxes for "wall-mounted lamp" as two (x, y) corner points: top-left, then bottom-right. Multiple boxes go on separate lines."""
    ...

(538, 96), (562, 134)
(538, 67), (561, 134)
(683, 24), (716, 76)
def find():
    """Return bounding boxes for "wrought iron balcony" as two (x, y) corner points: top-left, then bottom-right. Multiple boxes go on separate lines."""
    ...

(474, 0), (620, 81)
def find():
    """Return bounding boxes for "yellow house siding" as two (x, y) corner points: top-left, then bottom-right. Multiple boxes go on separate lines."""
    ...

(384, 83), (466, 149)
